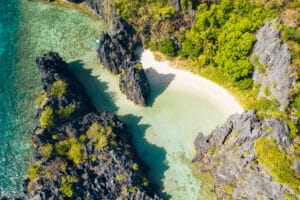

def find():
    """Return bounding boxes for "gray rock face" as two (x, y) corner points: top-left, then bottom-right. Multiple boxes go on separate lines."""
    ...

(25, 52), (160, 199)
(252, 19), (294, 111)
(193, 110), (295, 199)
(86, 0), (150, 106)
(119, 62), (150, 106)
(97, 33), (131, 74)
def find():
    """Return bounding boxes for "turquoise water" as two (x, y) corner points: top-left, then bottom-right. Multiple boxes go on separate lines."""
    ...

(0, 0), (34, 197)
(0, 0), (105, 197)
(0, 1), (238, 199)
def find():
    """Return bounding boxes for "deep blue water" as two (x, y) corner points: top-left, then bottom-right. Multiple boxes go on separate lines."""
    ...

(0, 0), (33, 197)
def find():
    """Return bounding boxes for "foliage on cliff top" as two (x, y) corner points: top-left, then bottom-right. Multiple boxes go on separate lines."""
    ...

(86, 123), (113, 150)
(254, 137), (300, 193)
(39, 105), (54, 129)
(179, 0), (274, 89)
(50, 79), (67, 98)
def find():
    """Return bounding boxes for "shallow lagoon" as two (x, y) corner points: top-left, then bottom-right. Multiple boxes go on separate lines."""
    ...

(1, 1), (241, 198)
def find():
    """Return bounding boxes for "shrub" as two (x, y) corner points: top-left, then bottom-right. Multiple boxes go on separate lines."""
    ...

(52, 134), (58, 140)
(252, 97), (280, 111)
(131, 163), (139, 171)
(50, 79), (67, 97)
(35, 90), (48, 108)
(60, 176), (73, 197)
(158, 38), (176, 58)
(86, 123), (112, 150)
(40, 143), (53, 159)
(55, 138), (83, 165)
(284, 192), (297, 200)
(67, 142), (82, 166)
(115, 174), (125, 182)
(254, 137), (300, 193)
(57, 104), (76, 119)
(39, 106), (54, 129)
(27, 163), (40, 180)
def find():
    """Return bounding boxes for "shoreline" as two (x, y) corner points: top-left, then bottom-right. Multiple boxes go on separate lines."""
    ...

(140, 49), (244, 117)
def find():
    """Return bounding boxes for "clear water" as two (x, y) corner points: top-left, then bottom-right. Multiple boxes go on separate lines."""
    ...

(0, 0), (104, 197)
(0, 0), (34, 197)
(70, 51), (230, 199)
(1, 1), (239, 199)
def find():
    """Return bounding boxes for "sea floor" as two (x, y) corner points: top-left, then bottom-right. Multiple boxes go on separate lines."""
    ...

(1, 0), (240, 199)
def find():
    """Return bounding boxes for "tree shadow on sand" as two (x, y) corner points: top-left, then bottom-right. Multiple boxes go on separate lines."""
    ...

(120, 114), (171, 199)
(145, 68), (175, 107)
(68, 60), (119, 113)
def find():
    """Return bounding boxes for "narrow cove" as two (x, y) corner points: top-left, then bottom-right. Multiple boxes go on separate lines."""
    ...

(12, 1), (243, 199)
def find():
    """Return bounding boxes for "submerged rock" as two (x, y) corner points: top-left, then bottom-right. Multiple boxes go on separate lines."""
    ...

(25, 52), (160, 199)
(194, 110), (299, 199)
(252, 19), (294, 111)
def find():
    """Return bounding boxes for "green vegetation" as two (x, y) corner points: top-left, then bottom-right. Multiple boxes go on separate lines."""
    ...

(115, 0), (175, 32)
(179, 0), (273, 89)
(129, 186), (137, 193)
(40, 143), (53, 159)
(27, 163), (40, 180)
(35, 90), (48, 108)
(50, 79), (67, 97)
(39, 106), (54, 129)
(55, 137), (84, 166)
(86, 123), (113, 150)
(254, 137), (300, 193)
(158, 38), (176, 58)
(284, 192), (297, 200)
(60, 176), (77, 197)
(52, 134), (59, 140)
(131, 163), (139, 171)
(57, 104), (76, 119)
(115, 174), (125, 182)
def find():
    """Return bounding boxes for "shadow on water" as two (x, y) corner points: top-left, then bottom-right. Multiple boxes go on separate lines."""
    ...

(68, 60), (119, 113)
(120, 114), (171, 200)
(69, 59), (172, 199)
(145, 68), (175, 107)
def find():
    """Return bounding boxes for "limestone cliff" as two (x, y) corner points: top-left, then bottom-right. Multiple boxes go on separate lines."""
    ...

(252, 19), (294, 111)
(25, 52), (160, 199)
(85, 0), (150, 106)
(194, 110), (300, 199)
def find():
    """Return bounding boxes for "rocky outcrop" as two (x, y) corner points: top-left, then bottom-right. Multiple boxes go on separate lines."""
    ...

(25, 52), (160, 199)
(85, 0), (150, 106)
(119, 62), (150, 106)
(193, 110), (299, 199)
(252, 19), (294, 111)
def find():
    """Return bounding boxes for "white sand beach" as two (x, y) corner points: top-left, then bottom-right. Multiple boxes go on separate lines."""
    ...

(140, 49), (244, 117)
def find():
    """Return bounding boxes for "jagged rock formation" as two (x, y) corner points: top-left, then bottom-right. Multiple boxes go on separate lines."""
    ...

(193, 110), (299, 199)
(119, 62), (150, 106)
(85, 0), (150, 106)
(252, 19), (294, 111)
(25, 52), (160, 199)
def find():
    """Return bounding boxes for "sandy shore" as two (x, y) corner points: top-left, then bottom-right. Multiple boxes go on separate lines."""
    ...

(140, 49), (244, 117)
